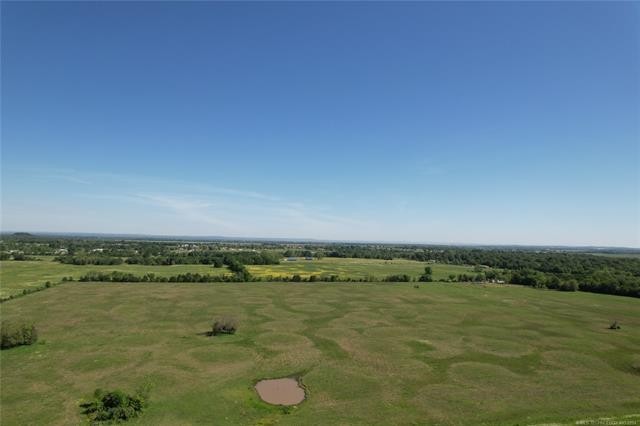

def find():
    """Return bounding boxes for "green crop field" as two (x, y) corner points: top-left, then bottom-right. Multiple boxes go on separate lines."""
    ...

(1, 281), (638, 425)
(247, 257), (476, 280)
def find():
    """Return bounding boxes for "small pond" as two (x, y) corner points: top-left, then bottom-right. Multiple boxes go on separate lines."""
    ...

(255, 378), (305, 406)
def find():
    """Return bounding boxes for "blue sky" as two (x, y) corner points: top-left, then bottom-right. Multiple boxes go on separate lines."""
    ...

(1, 2), (639, 247)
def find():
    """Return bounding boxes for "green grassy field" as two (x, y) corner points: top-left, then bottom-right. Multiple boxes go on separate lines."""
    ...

(0, 258), (477, 298)
(1, 281), (638, 425)
(248, 257), (475, 280)
(0, 259), (221, 298)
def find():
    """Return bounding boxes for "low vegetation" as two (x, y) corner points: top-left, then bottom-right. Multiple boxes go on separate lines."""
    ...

(0, 280), (59, 303)
(383, 273), (412, 282)
(80, 387), (149, 423)
(77, 271), (251, 283)
(418, 266), (433, 282)
(1, 322), (38, 349)
(212, 316), (237, 336)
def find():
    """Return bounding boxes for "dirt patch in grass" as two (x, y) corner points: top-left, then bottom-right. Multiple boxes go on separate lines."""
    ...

(255, 378), (305, 406)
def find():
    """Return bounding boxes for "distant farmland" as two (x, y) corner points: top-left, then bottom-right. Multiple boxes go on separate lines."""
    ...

(0, 257), (479, 298)
(247, 257), (477, 280)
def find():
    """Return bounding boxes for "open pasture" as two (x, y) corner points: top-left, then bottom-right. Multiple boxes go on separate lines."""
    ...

(1, 281), (639, 425)
(0, 259), (220, 298)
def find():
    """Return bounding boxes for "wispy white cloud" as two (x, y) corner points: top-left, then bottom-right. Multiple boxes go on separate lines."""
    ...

(133, 193), (231, 229)
(4, 165), (637, 246)
(26, 167), (372, 238)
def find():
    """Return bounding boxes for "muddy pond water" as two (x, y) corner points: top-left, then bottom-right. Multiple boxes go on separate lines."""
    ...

(254, 378), (305, 406)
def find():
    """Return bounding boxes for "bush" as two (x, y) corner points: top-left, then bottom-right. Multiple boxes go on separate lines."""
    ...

(1, 323), (38, 349)
(80, 387), (149, 423)
(384, 274), (411, 282)
(212, 316), (237, 335)
(559, 280), (579, 291)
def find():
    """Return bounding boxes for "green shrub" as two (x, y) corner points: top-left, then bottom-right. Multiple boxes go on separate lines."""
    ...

(418, 267), (433, 282)
(212, 316), (237, 335)
(1, 323), (38, 349)
(80, 387), (149, 423)
(559, 280), (579, 292)
(384, 274), (411, 282)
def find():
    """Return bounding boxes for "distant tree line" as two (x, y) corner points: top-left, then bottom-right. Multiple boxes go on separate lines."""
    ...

(3, 235), (639, 298)
(77, 271), (432, 284)
(0, 252), (38, 261)
(322, 246), (640, 297)
(78, 270), (253, 283)
(53, 250), (280, 267)
(123, 251), (280, 266)
(55, 255), (124, 265)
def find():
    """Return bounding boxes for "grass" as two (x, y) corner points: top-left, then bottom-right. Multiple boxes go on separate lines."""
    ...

(0, 258), (476, 298)
(0, 259), (222, 298)
(247, 257), (476, 280)
(1, 281), (639, 425)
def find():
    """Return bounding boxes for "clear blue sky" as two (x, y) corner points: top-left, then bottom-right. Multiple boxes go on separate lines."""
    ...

(2, 2), (639, 247)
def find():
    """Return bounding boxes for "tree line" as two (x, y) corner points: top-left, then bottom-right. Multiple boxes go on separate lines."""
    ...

(54, 250), (280, 267)
(321, 246), (640, 297)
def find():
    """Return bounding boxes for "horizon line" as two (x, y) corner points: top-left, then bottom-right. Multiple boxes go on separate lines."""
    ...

(2, 230), (639, 251)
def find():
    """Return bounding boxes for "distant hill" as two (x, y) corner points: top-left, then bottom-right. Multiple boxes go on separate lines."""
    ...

(12, 232), (34, 237)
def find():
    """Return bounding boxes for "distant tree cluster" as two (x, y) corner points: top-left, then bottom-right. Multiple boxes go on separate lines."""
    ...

(383, 274), (412, 282)
(418, 267), (433, 282)
(1, 323), (38, 349)
(0, 252), (38, 261)
(55, 255), (123, 265)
